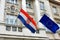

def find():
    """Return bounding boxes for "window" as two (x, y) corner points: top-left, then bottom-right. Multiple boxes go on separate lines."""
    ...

(11, 0), (17, 4)
(36, 30), (39, 33)
(10, 19), (14, 24)
(18, 27), (22, 32)
(6, 15), (17, 25)
(52, 6), (57, 14)
(26, 0), (31, 8)
(40, 2), (44, 10)
(7, 0), (17, 4)
(6, 26), (22, 32)
(6, 26), (11, 31)
(12, 27), (17, 31)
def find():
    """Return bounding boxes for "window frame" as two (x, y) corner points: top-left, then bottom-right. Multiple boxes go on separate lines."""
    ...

(40, 1), (45, 10)
(6, 15), (17, 25)
(6, 26), (11, 31)
(36, 29), (39, 34)
(52, 6), (57, 14)
(26, 0), (32, 8)
(12, 26), (17, 31)
(7, 0), (17, 4)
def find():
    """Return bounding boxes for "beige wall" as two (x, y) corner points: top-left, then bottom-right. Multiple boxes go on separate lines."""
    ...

(50, 3), (60, 15)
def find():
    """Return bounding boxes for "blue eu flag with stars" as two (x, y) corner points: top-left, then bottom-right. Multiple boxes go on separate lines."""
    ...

(39, 14), (59, 33)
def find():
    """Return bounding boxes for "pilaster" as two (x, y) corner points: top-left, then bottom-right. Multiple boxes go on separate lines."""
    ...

(0, 0), (5, 23)
(33, 0), (48, 39)
(22, 0), (26, 11)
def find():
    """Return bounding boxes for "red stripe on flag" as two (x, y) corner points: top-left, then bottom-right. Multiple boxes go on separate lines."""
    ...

(20, 9), (38, 29)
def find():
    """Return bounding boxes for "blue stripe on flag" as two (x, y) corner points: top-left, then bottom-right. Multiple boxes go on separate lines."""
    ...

(39, 14), (59, 33)
(18, 15), (36, 33)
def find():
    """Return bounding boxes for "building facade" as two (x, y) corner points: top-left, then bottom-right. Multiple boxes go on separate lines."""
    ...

(0, 0), (60, 40)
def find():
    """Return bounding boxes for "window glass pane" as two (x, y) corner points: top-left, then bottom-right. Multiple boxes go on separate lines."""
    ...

(52, 6), (57, 14)
(10, 19), (14, 24)
(6, 26), (11, 31)
(6, 15), (17, 25)
(6, 0), (10, 2)
(26, 0), (31, 8)
(9, 16), (14, 24)
(15, 0), (17, 3)
(40, 2), (44, 10)
(11, 0), (14, 3)
(26, 2), (29, 7)
(12, 27), (17, 31)
(10, 0), (17, 4)
(29, 4), (31, 8)
(18, 27), (22, 32)
(36, 30), (39, 33)
(11, 0), (14, 2)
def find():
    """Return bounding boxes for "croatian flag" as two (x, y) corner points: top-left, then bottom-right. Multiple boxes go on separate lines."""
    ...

(18, 9), (38, 33)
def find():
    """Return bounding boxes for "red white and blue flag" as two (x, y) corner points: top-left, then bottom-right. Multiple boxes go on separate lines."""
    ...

(18, 9), (38, 33)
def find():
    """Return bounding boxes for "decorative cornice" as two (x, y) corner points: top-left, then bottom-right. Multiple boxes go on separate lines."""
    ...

(49, 0), (60, 5)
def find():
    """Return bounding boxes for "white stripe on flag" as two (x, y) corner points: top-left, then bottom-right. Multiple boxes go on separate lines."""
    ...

(20, 12), (36, 30)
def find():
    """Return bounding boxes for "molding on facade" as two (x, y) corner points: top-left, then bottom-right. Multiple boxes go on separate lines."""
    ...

(49, 0), (60, 5)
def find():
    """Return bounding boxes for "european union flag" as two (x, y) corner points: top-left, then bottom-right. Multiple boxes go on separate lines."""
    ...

(39, 14), (59, 33)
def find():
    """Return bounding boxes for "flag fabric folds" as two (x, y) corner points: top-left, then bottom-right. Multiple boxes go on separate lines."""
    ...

(18, 9), (38, 33)
(39, 14), (59, 33)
